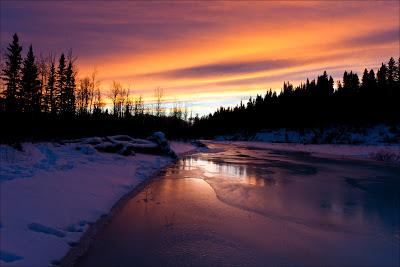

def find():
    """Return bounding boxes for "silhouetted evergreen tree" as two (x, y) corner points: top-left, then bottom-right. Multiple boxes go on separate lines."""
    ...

(397, 58), (400, 85)
(65, 60), (76, 115)
(395, 58), (400, 99)
(56, 54), (66, 114)
(377, 63), (387, 93)
(46, 60), (57, 114)
(316, 71), (333, 96)
(361, 69), (369, 91)
(387, 57), (396, 86)
(2, 33), (23, 112)
(368, 69), (377, 94)
(387, 57), (398, 97)
(361, 68), (377, 96)
(21, 45), (40, 114)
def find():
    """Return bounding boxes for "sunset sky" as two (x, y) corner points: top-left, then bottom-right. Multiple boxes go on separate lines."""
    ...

(1, 1), (399, 115)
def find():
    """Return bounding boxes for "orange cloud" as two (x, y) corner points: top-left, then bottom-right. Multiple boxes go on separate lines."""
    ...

(1, 1), (399, 115)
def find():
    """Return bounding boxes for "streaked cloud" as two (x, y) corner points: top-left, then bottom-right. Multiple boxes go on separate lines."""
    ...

(1, 1), (399, 115)
(142, 59), (299, 79)
(346, 27), (399, 46)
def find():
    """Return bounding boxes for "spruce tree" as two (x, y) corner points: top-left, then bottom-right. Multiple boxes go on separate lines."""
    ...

(328, 76), (334, 94)
(65, 60), (76, 115)
(56, 54), (66, 114)
(397, 58), (400, 98)
(21, 45), (40, 113)
(386, 57), (398, 96)
(397, 58), (400, 85)
(368, 69), (377, 94)
(361, 68), (369, 92)
(342, 71), (349, 95)
(47, 61), (56, 114)
(1, 33), (23, 112)
(377, 63), (387, 93)
(351, 72), (360, 91)
(387, 57), (396, 86)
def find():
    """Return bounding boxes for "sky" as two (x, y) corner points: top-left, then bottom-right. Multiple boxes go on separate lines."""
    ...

(1, 1), (399, 115)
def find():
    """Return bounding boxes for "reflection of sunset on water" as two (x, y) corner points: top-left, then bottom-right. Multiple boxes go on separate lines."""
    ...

(178, 157), (273, 187)
(77, 143), (400, 267)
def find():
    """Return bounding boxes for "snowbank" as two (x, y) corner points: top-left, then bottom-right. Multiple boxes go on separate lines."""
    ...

(216, 124), (400, 145)
(170, 141), (198, 155)
(0, 138), (196, 266)
(208, 140), (400, 164)
(213, 124), (400, 164)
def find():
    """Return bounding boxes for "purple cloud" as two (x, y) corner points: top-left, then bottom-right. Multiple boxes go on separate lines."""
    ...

(347, 28), (399, 46)
(141, 59), (299, 79)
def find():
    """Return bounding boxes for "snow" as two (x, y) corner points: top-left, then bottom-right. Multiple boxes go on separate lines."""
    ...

(216, 124), (400, 145)
(170, 141), (198, 155)
(148, 132), (177, 158)
(207, 140), (400, 164)
(149, 132), (167, 145)
(213, 124), (400, 164)
(0, 138), (196, 267)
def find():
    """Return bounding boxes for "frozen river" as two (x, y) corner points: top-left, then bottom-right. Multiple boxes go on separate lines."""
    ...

(77, 143), (400, 266)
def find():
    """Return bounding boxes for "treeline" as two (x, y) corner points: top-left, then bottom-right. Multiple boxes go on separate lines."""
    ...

(193, 57), (400, 137)
(0, 34), (191, 141)
(2, 33), (399, 141)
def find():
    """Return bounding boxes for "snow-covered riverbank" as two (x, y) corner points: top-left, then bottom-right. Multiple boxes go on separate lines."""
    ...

(0, 139), (196, 266)
(212, 124), (400, 164)
(206, 140), (400, 164)
(215, 124), (400, 145)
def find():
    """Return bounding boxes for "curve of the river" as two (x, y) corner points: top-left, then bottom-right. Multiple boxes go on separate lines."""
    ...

(77, 143), (400, 267)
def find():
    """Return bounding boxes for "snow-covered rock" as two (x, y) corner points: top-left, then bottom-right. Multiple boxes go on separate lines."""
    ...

(148, 131), (177, 158)
(118, 143), (135, 156)
(74, 133), (178, 157)
(94, 141), (124, 153)
(149, 131), (167, 144)
(107, 135), (134, 142)
(76, 136), (104, 145)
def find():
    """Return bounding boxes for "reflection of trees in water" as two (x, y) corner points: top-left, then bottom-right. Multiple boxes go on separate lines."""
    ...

(179, 155), (281, 187)
(197, 148), (318, 177)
